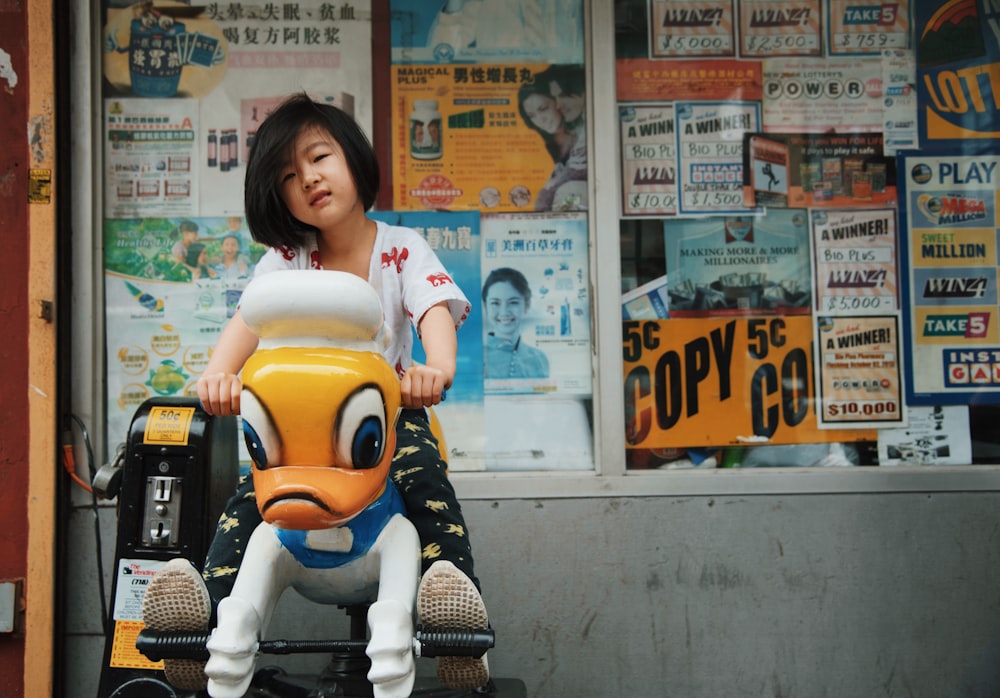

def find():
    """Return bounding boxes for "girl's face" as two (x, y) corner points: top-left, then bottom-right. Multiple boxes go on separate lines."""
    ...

(549, 81), (584, 124)
(221, 236), (240, 258)
(279, 125), (361, 231)
(485, 280), (527, 342)
(523, 93), (562, 135)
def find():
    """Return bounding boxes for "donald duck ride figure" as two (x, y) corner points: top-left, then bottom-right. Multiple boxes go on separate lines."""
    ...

(202, 269), (420, 698)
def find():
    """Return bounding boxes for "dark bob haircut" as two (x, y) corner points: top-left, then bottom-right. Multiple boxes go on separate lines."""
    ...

(243, 93), (380, 248)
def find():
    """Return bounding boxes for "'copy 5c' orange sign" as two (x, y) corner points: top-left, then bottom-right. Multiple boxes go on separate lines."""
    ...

(623, 316), (869, 448)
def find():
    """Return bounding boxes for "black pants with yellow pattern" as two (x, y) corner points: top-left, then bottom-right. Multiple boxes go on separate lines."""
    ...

(201, 408), (479, 612)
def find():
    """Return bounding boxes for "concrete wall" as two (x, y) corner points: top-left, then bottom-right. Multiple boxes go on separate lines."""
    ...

(63, 490), (1000, 697)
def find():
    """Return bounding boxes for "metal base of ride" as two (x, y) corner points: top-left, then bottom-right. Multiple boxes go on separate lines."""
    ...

(249, 666), (527, 697)
(105, 674), (527, 698)
(244, 603), (522, 698)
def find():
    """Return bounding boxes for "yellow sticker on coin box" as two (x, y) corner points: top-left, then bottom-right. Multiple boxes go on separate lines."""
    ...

(143, 406), (196, 445)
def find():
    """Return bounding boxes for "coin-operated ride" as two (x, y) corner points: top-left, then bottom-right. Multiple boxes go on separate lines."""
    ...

(203, 269), (419, 698)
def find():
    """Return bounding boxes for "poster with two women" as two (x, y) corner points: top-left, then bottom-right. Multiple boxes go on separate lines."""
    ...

(388, 0), (586, 214)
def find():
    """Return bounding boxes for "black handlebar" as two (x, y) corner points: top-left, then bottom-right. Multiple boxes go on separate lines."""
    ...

(136, 626), (494, 662)
(415, 627), (495, 658)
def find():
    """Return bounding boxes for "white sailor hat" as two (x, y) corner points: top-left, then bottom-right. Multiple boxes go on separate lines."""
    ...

(238, 269), (389, 353)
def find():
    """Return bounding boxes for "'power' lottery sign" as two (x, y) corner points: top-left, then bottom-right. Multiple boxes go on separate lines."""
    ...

(623, 316), (869, 448)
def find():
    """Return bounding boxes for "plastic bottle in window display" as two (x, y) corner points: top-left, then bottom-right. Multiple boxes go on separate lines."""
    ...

(207, 129), (217, 168)
(410, 100), (443, 160)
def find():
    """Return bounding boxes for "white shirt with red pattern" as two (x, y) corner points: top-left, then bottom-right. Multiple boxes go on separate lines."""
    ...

(252, 219), (471, 376)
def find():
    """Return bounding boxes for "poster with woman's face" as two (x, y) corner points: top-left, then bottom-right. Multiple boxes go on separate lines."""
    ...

(480, 212), (592, 396)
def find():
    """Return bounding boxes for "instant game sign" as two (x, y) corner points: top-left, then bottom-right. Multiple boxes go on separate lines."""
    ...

(898, 150), (1000, 405)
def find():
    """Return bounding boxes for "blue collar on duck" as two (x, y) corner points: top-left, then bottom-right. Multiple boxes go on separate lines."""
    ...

(274, 482), (405, 569)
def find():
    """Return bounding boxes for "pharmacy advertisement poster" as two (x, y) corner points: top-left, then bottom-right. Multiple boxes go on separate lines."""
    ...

(742, 131), (897, 209)
(814, 314), (903, 427)
(622, 316), (871, 448)
(811, 208), (899, 315)
(675, 100), (761, 215)
(103, 216), (264, 449)
(102, 0), (373, 218)
(619, 104), (677, 217)
(738, 0), (822, 57)
(649, 0), (736, 58)
(102, 2), (229, 101)
(898, 150), (1000, 405)
(391, 63), (587, 214)
(104, 98), (200, 219)
(826, 0), (910, 56)
(615, 58), (762, 103)
(389, 0), (583, 65)
(368, 210), (486, 471)
(877, 405), (971, 465)
(761, 57), (885, 133)
(481, 213), (591, 396)
(915, 0), (1000, 149)
(664, 209), (812, 317)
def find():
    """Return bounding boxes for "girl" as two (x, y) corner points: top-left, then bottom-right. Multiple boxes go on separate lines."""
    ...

(142, 93), (489, 692)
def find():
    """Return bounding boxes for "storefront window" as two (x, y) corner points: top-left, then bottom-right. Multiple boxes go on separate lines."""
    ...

(615, 0), (1000, 470)
(98, 0), (594, 473)
(92, 0), (1000, 479)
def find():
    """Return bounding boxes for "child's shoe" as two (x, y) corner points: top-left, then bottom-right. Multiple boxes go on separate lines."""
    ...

(141, 558), (212, 691)
(416, 560), (490, 690)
